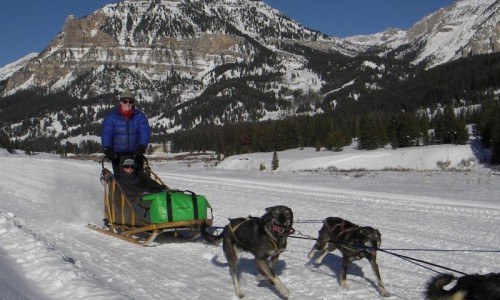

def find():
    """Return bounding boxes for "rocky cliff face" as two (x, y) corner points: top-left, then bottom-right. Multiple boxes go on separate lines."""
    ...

(402, 0), (500, 68)
(2, 0), (347, 98)
(342, 0), (500, 68)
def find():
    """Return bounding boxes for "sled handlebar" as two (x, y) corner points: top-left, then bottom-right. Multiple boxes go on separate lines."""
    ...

(100, 153), (150, 170)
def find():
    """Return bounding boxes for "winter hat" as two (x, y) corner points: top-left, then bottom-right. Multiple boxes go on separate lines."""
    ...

(122, 158), (136, 168)
(119, 90), (135, 100)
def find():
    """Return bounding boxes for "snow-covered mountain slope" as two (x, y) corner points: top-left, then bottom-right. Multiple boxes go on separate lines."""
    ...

(0, 0), (500, 97)
(2, 0), (498, 97)
(0, 145), (499, 299)
(0, 53), (38, 81)
(402, 0), (499, 68)
(342, 28), (407, 50)
(339, 0), (499, 68)
(0, 0), (344, 97)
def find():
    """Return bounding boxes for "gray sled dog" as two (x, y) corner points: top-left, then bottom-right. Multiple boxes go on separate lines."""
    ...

(307, 217), (390, 297)
(201, 205), (294, 299)
(425, 273), (500, 300)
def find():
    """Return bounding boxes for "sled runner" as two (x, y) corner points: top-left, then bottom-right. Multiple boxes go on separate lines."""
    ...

(88, 158), (213, 246)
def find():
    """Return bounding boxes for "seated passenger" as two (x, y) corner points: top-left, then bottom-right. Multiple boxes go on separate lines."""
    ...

(115, 156), (166, 198)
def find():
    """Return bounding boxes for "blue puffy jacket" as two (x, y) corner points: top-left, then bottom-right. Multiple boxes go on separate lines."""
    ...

(101, 108), (151, 154)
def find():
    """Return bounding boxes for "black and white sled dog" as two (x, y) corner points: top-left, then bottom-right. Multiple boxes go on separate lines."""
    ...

(201, 205), (294, 299)
(425, 272), (500, 300)
(307, 217), (390, 297)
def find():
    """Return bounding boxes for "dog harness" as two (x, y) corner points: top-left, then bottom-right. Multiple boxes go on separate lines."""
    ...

(227, 217), (290, 251)
(324, 220), (377, 254)
(227, 217), (253, 249)
(325, 219), (359, 238)
(324, 220), (367, 252)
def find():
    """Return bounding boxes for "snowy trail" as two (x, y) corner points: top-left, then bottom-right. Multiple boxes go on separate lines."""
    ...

(0, 155), (499, 299)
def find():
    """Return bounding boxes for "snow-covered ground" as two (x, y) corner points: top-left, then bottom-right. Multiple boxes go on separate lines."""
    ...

(0, 143), (499, 299)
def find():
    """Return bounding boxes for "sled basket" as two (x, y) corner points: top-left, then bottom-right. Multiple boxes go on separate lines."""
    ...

(88, 158), (213, 246)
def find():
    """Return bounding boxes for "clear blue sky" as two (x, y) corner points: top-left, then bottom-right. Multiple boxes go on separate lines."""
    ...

(0, 0), (456, 68)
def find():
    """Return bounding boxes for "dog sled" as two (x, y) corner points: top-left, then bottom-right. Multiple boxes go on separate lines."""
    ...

(87, 157), (213, 246)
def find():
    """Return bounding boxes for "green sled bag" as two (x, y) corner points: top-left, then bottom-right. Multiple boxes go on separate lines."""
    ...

(142, 189), (210, 224)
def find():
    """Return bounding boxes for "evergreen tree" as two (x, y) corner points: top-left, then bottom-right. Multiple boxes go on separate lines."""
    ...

(454, 117), (469, 145)
(375, 115), (388, 147)
(432, 110), (442, 143)
(314, 140), (322, 151)
(325, 130), (350, 151)
(0, 130), (12, 152)
(417, 113), (431, 146)
(272, 150), (279, 170)
(433, 105), (469, 145)
(357, 114), (386, 150)
(357, 115), (375, 150)
(395, 113), (419, 148)
(440, 105), (458, 144)
(389, 129), (399, 150)
(491, 109), (500, 164)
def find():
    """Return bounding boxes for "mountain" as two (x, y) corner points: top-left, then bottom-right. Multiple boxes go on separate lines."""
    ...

(400, 0), (500, 68)
(1, 0), (352, 97)
(344, 0), (500, 68)
(0, 0), (499, 153)
(0, 53), (38, 82)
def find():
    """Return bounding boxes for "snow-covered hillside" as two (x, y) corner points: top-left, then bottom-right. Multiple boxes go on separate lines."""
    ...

(0, 144), (499, 299)
(404, 0), (499, 68)
(0, 53), (37, 81)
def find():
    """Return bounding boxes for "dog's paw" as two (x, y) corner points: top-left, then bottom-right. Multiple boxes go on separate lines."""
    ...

(339, 280), (348, 288)
(276, 284), (289, 299)
(234, 289), (245, 298)
(379, 289), (390, 297)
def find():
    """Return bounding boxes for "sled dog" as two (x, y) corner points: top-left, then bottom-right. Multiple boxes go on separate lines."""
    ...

(425, 272), (500, 300)
(201, 205), (294, 299)
(307, 217), (389, 297)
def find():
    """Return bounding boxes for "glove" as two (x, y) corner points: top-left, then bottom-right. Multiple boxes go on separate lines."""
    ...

(103, 147), (116, 161)
(135, 144), (146, 158)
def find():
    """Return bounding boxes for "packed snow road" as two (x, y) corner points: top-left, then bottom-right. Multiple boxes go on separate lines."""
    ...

(0, 155), (499, 299)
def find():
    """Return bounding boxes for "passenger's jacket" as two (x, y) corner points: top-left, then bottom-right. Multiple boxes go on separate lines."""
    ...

(101, 107), (151, 154)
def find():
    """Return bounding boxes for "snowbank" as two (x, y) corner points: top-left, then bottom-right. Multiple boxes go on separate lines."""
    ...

(0, 148), (11, 157)
(217, 144), (476, 171)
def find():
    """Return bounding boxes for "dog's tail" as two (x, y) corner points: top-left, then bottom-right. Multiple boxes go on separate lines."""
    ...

(424, 273), (466, 300)
(200, 224), (224, 245)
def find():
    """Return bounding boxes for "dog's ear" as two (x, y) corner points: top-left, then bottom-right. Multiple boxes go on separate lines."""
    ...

(287, 208), (294, 222)
(370, 229), (382, 247)
(261, 209), (271, 220)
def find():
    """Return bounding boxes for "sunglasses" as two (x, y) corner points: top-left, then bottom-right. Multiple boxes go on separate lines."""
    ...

(123, 165), (136, 169)
(120, 98), (134, 104)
